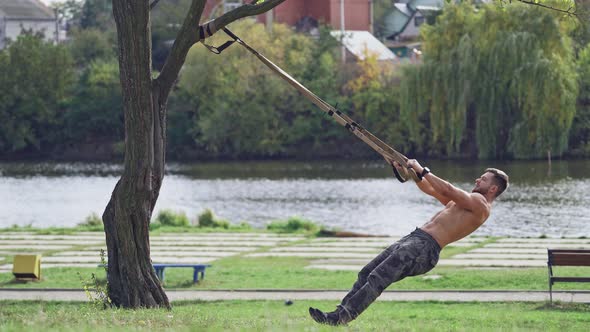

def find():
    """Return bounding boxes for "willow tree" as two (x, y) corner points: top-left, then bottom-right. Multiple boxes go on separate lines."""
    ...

(103, 0), (286, 308)
(400, 3), (578, 159)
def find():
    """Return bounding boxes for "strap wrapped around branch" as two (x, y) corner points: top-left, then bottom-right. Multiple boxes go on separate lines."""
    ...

(199, 20), (218, 40)
(199, 20), (237, 54)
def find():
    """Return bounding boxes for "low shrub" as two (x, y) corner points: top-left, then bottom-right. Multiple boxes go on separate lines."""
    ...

(197, 209), (216, 227)
(77, 212), (103, 228)
(266, 217), (321, 234)
(197, 209), (230, 229)
(149, 221), (162, 231)
(232, 222), (252, 230)
(155, 209), (190, 227)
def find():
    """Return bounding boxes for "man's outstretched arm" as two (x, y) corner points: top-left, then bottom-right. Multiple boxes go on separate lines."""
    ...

(388, 159), (450, 205)
(406, 159), (487, 213)
(416, 176), (451, 206)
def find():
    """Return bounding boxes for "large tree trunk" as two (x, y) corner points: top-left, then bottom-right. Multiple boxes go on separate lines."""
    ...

(103, 0), (168, 308)
(101, 0), (286, 309)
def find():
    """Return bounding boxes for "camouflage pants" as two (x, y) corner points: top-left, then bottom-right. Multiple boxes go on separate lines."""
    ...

(337, 228), (441, 323)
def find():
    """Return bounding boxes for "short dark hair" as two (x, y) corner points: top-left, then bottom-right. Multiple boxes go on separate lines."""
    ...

(485, 168), (509, 197)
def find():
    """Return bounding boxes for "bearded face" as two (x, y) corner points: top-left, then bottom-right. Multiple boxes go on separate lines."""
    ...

(472, 172), (496, 195)
(472, 186), (488, 195)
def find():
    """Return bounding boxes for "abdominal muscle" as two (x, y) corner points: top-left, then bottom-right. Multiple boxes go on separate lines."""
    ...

(420, 202), (489, 248)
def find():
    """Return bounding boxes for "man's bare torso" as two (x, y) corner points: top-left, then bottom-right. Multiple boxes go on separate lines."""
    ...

(420, 197), (490, 248)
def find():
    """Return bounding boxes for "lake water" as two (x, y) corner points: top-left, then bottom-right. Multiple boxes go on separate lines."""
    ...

(0, 160), (589, 237)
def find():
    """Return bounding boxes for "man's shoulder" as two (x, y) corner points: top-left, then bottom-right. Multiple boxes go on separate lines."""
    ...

(450, 192), (490, 213)
(470, 192), (487, 200)
(470, 193), (491, 213)
(451, 192), (487, 203)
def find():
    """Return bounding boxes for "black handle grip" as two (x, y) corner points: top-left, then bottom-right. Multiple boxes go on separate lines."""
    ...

(392, 165), (407, 183)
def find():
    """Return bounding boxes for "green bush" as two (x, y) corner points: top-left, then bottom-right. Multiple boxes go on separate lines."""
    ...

(78, 212), (103, 227)
(266, 217), (321, 234)
(155, 209), (190, 227)
(197, 209), (215, 227)
(214, 219), (230, 230)
(197, 209), (230, 229)
(0, 33), (74, 153)
(149, 221), (162, 231)
(232, 222), (252, 230)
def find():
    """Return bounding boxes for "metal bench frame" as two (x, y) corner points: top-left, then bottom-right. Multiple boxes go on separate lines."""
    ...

(101, 263), (212, 284)
(153, 264), (212, 284)
(547, 249), (590, 303)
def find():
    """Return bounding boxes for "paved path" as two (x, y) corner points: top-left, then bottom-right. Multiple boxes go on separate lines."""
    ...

(1, 289), (589, 303)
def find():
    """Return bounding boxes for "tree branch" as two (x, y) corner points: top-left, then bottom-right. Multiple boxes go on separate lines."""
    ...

(153, 0), (207, 99)
(155, 0), (287, 99)
(514, 0), (579, 17)
(150, 0), (163, 11)
(204, 0), (287, 33)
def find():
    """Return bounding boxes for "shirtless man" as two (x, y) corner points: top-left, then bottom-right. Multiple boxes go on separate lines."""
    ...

(309, 159), (509, 325)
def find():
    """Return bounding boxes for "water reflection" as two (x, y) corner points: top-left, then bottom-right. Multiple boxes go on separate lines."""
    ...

(0, 160), (588, 237)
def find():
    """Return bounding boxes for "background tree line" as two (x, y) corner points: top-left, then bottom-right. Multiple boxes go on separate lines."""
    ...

(0, 0), (588, 160)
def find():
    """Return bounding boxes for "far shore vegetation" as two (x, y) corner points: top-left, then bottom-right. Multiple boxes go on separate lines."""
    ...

(1, 2), (589, 161)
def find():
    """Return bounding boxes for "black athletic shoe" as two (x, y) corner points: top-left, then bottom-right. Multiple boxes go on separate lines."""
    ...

(308, 307), (342, 326)
(309, 307), (328, 324)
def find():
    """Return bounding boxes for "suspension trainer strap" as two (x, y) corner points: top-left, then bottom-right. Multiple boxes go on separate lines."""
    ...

(392, 165), (407, 183)
(200, 26), (419, 183)
(199, 20), (237, 54)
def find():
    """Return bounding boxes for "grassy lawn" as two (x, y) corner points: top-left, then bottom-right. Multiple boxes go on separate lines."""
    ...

(2, 228), (589, 330)
(1, 256), (589, 291)
(1, 227), (589, 291)
(0, 300), (589, 331)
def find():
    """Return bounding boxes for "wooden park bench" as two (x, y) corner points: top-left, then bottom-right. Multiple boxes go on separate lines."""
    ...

(547, 249), (590, 303)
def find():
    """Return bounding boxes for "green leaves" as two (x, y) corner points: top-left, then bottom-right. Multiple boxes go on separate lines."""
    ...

(171, 21), (342, 158)
(0, 33), (74, 152)
(68, 28), (116, 66)
(65, 59), (123, 143)
(568, 43), (590, 155)
(400, 3), (578, 159)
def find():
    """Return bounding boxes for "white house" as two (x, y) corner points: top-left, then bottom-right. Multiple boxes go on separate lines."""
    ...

(331, 30), (398, 62)
(383, 0), (443, 41)
(0, 0), (62, 49)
